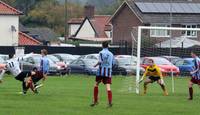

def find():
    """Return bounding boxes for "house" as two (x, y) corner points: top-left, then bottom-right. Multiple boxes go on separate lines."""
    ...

(0, 1), (22, 46)
(68, 5), (112, 42)
(18, 32), (41, 46)
(110, 0), (200, 47)
(19, 23), (57, 45)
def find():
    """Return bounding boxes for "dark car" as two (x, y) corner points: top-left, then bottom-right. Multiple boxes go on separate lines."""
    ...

(174, 58), (194, 76)
(21, 54), (58, 75)
(68, 59), (98, 75)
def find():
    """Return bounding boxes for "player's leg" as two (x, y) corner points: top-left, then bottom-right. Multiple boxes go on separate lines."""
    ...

(0, 69), (6, 83)
(188, 80), (194, 100)
(90, 77), (101, 107)
(22, 81), (28, 94)
(157, 79), (168, 96)
(143, 78), (153, 94)
(106, 83), (112, 107)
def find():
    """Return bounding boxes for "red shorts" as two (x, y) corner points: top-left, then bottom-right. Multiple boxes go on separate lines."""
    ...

(96, 76), (112, 84)
(191, 77), (200, 85)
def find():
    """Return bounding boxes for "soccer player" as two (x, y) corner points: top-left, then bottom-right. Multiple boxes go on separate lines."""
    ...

(188, 52), (200, 100)
(31, 67), (45, 90)
(139, 59), (168, 96)
(0, 53), (36, 94)
(40, 49), (49, 83)
(90, 41), (115, 107)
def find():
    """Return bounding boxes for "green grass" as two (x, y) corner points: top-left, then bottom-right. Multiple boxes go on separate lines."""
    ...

(0, 75), (200, 115)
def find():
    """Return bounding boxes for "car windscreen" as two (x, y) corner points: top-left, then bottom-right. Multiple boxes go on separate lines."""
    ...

(153, 58), (172, 65)
(47, 55), (60, 62)
(117, 58), (136, 66)
(84, 60), (98, 67)
(0, 57), (4, 63)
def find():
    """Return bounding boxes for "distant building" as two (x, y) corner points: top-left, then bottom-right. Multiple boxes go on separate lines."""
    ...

(19, 24), (57, 45)
(110, 0), (200, 47)
(19, 32), (41, 46)
(68, 5), (112, 42)
(0, 1), (22, 46)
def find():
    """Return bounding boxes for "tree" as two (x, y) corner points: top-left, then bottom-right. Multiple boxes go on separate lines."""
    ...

(20, 0), (84, 36)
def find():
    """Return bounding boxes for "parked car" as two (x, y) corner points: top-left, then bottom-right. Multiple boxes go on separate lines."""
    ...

(68, 59), (98, 75)
(141, 57), (180, 76)
(174, 58), (194, 76)
(0, 54), (8, 62)
(79, 54), (99, 60)
(115, 57), (145, 75)
(68, 58), (127, 76)
(21, 54), (58, 75)
(47, 55), (69, 75)
(161, 56), (182, 64)
(115, 55), (135, 59)
(52, 53), (76, 65)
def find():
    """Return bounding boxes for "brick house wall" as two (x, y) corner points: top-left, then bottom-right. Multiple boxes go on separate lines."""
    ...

(111, 3), (142, 46)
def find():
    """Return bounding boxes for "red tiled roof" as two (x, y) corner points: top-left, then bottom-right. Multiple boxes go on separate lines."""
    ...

(0, 1), (22, 15)
(19, 32), (41, 45)
(68, 18), (84, 24)
(90, 15), (111, 38)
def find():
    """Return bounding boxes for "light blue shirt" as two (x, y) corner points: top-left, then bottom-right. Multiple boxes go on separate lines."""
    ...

(40, 56), (49, 74)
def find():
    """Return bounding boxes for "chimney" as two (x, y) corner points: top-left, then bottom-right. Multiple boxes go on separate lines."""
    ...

(84, 4), (95, 19)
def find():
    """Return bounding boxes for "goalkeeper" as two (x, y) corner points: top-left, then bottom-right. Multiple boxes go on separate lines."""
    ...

(139, 59), (168, 96)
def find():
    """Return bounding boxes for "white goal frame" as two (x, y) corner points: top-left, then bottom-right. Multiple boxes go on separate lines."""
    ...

(135, 26), (200, 94)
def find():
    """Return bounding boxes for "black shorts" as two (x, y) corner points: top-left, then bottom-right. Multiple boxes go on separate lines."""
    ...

(15, 71), (31, 82)
(149, 76), (160, 82)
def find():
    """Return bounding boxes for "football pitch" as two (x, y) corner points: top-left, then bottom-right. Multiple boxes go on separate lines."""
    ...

(0, 75), (200, 115)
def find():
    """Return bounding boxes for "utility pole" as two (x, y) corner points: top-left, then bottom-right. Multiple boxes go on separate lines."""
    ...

(64, 0), (68, 43)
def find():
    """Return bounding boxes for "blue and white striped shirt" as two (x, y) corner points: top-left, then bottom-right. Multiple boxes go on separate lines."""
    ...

(96, 48), (114, 77)
(192, 57), (200, 80)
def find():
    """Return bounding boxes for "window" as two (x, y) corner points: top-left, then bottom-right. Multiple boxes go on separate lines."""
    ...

(150, 24), (170, 37)
(182, 25), (197, 38)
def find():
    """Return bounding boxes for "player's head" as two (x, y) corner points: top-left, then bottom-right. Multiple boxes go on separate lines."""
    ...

(148, 59), (154, 66)
(102, 41), (109, 48)
(32, 67), (38, 72)
(41, 49), (48, 56)
(191, 51), (198, 58)
(8, 53), (14, 59)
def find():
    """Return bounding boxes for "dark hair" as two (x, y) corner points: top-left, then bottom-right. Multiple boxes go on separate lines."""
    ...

(41, 49), (48, 55)
(148, 59), (154, 63)
(102, 41), (109, 48)
(8, 54), (14, 59)
(191, 51), (198, 55)
(33, 67), (38, 71)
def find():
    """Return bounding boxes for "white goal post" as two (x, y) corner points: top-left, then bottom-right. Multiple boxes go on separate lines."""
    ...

(135, 26), (200, 94)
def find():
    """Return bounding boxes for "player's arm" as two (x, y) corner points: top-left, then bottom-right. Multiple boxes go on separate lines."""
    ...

(139, 67), (148, 83)
(94, 53), (102, 67)
(191, 59), (200, 74)
(17, 52), (34, 62)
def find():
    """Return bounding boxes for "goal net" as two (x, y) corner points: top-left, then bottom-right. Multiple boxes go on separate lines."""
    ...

(132, 26), (200, 94)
